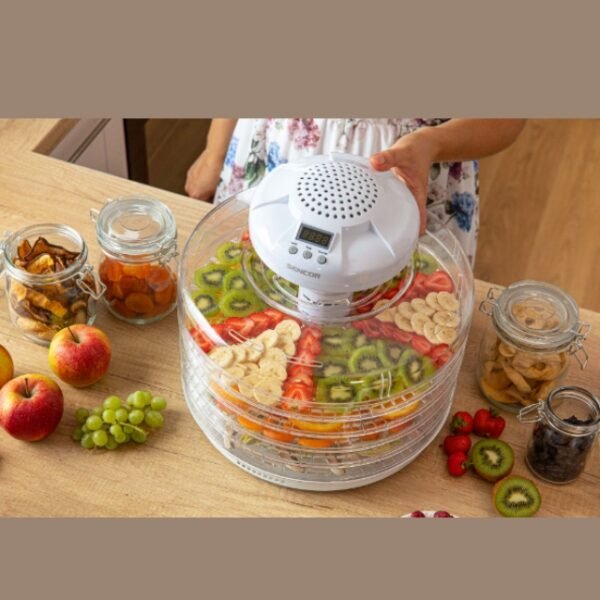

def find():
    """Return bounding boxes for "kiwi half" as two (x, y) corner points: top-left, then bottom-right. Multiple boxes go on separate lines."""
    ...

(349, 346), (386, 373)
(413, 251), (438, 275)
(315, 376), (356, 404)
(216, 241), (243, 266)
(219, 289), (259, 318)
(471, 439), (514, 482)
(192, 288), (219, 317)
(396, 350), (436, 387)
(194, 263), (228, 289)
(377, 340), (407, 368)
(321, 327), (354, 357)
(493, 476), (541, 518)
(316, 357), (349, 378)
(223, 269), (249, 292)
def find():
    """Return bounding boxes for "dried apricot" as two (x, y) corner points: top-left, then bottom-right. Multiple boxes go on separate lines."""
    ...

(120, 275), (149, 294)
(102, 259), (123, 283)
(124, 292), (155, 315)
(111, 299), (136, 318)
(154, 282), (175, 306)
(147, 266), (173, 292)
(122, 263), (152, 279)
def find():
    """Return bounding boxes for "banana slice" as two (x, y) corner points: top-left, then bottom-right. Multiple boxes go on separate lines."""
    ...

(394, 314), (414, 333)
(208, 346), (235, 368)
(256, 329), (279, 348)
(425, 292), (442, 312)
(223, 365), (246, 380)
(374, 300), (390, 310)
(232, 344), (247, 363)
(274, 319), (301, 341)
(281, 341), (297, 357)
(238, 373), (263, 396)
(253, 378), (283, 406)
(397, 302), (415, 320)
(243, 340), (265, 362)
(375, 309), (396, 323)
(437, 291), (459, 312)
(423, 320), (440, 344)
(433, 311), (460, 328)
(239, 362), (259, 375)
(258, 359), (288, 381)
(410, 313), (433, 336)
(263, 347), (288, 364)
(434, 325), (457, 345)
(410, 298), (435, 316)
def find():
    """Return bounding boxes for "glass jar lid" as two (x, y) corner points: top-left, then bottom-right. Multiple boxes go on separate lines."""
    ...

(94, 197), (177, 259)
(491, 280), (582, 353)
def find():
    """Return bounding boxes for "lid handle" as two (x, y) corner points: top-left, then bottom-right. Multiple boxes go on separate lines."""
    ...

(479, 286), (503, 316)
(518, 401), (544, 423)
(76, 265), (106, 300)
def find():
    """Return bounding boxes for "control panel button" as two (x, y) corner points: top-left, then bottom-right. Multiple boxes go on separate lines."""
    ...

(289, 246), (298, 255)
(317, 255), (327, 265)
(303, 250), (313, 259)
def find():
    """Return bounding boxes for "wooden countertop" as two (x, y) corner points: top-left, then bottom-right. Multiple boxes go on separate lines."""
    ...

(0, 125), (598, 517)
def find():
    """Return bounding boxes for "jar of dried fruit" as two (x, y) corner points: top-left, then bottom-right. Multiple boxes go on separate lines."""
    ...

(477, 280), (590, 414)
(519, 386), (600, 484)
(92, 197), (178, 325)
(1, 224), (105, 344)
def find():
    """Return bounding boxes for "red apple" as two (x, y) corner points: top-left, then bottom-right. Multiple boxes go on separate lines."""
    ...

(0, 344), (14, 388)
(48, 325), (112, 388)
(0, 374), (64, 441)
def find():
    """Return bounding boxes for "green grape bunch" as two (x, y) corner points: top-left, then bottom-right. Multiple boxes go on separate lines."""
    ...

(71, 391), (167, 450)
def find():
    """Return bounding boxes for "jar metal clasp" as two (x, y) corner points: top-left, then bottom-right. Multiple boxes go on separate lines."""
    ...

(566, 321), (591, 369)
(479, 286), (503, 316)
(518, 401), (544, 424)
(158, 238), (179, 265)
(76, 264), (107, 300)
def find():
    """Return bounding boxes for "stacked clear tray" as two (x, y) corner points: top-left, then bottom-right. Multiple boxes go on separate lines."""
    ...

(178, 196), (474, 491)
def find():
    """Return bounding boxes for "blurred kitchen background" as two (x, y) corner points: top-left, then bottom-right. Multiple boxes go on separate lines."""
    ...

(46, 118), (600, 312)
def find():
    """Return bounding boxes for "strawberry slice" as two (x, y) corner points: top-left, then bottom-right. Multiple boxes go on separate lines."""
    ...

(409, 334), (433, 356)
(224, 317), (254, 339)
(248, 312), (271, 336)
(423, 271), (453, 293)
(302, 326), (322, 340)
(286, 370), (314, 390)
(297, 334), (321, 356)
(263, 308), (287, 327)
(430, 344), (453, 367)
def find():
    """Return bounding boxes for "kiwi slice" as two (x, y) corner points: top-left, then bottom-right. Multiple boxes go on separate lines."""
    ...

(321, 327), (353, 357)
(493, 476), (541, 518)
(315, 376), (356, 404)
(194, 263), (228, 289)
(192, 288), (219, 317)
(349, 345), (386, 373)
(397, 350), (436, 387)
(471, 439), (514, 482)
(219, 289), (259, 318)
(216, 241), (243, 266)
(354, 332), (369, 348)
(413, 251), (438, 275)
(223, 269), (249, 292)
(377, 340), (407, 368)
(316, 357), (349, 378)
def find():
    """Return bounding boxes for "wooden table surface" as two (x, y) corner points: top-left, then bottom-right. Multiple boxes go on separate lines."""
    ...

(0, 132), (598, 517)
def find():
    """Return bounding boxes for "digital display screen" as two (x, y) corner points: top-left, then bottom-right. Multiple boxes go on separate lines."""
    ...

(296, 225), (333, 249)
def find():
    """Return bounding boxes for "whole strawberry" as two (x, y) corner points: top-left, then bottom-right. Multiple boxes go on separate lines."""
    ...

(442, 434), (471, 455)
(450, 411), (474, 435)
(473, 407), (506, 438)
(447, 451), (470, 477)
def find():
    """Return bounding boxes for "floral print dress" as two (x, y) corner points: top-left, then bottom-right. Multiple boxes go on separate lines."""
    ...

(214, 118), (479, 265)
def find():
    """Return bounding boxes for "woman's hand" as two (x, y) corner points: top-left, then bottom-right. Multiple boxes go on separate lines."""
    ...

(184, 149), (224, 201)
(370, 130), (439, 235)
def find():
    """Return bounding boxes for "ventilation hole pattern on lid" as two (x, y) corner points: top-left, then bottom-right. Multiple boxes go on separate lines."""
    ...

(296, 162), (379, 220)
